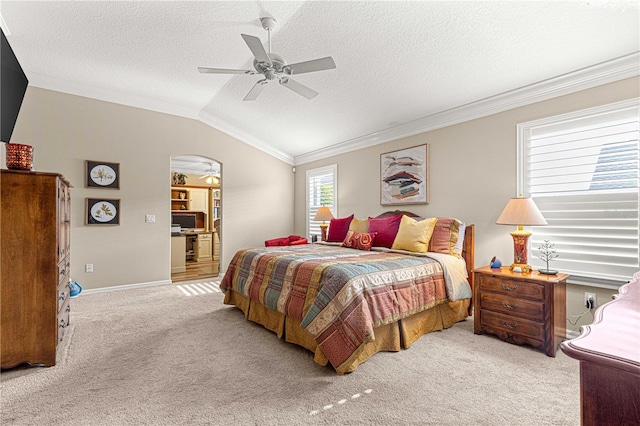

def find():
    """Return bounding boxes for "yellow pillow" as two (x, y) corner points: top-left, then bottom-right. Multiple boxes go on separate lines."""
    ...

(349, 218), (369, 233)
(391, 216), (437, 253)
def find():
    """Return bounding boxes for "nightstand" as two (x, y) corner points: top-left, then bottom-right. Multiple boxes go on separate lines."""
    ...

(473, 266), (568, 357)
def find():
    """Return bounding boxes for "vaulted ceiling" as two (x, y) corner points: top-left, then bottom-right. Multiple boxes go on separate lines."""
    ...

(2, 1), (638, 165)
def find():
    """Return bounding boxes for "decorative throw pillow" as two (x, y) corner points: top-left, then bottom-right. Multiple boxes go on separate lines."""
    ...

(368, 215), (402, 248)
(326, 214), (355, 242)
(392, 216), (437, 253)
(342, 230), (376, 251)
(428, 217), (463, 257)
(349, 218), (369, 233)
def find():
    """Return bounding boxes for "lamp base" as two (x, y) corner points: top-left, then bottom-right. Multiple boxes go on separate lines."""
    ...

(509, 263), (532, 273)
(320, 223), (328, 242)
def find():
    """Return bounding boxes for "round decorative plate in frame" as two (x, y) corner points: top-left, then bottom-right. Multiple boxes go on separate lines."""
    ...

(90, 164), (116, 186)
(90, 200), (117, 223)
(86, 160), (120, 189)
(86, 198), (120, 225)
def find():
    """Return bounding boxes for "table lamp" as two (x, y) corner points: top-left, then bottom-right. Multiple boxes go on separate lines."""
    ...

(496, 196), (547, 272)
(313, 206), (334, 242)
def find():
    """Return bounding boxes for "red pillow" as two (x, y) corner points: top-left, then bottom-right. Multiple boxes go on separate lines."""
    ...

(342, 231), (376, 251)
(326, 214), (354, 242)
(368, 215), (402, 248)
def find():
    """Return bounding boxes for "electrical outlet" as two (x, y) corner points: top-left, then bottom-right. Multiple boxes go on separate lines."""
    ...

(85, 263), (94, 273)
(584, 292), (596, 309)
(145, 214), (156, 223)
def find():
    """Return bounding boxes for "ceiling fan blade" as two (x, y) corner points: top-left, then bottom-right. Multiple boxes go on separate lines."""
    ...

(285, 57), (336, 75)
(280, 78), (318, 100)
(243, 80), (267, 101)
(241, 34), (272, 66)
(198, 67), (254, 74)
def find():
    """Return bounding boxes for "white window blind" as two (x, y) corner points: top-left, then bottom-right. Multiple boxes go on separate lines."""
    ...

(306, 165), (337, 240)
(518, 99), (639, 285)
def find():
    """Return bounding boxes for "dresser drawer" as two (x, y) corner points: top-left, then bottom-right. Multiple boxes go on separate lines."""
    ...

(481, 310), (545, 340)
(198, 233), (211, 240)
(58, 297), (71, 343)
(480, 293), (544, 322)
(57, 279), (70, 313)
(58, 257), (70, 286)
(478, 275), (545, 301)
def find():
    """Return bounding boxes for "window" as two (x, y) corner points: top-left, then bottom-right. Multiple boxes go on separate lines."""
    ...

(306, 165), (337, 240)
(518, 99), (639, 286)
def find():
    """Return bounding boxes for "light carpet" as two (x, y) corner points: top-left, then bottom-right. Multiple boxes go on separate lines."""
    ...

(1, 281), (580, 425)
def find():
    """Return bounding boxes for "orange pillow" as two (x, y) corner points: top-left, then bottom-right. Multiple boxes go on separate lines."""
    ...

(342, 231), (376, 251)
(428, 217), (462, 257)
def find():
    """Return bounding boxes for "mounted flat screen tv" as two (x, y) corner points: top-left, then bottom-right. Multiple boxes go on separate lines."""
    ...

(1, 28), (29, 143)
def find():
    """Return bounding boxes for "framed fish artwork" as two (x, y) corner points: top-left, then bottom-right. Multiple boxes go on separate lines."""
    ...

(380, 144), (429, 205)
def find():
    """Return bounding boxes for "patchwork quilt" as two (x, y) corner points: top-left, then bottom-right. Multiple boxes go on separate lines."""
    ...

(220, 244), (450, 371)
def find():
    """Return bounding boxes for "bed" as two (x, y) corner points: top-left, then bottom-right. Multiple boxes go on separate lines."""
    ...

(220, 211), (474, 374)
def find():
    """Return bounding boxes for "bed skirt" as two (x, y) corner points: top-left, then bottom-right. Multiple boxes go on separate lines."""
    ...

(223, 290), (470, 374)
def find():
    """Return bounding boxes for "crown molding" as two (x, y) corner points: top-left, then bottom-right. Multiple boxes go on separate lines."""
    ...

(294, 51), (640, 165)
(28, 72), (294, 164)
(198, 111), (293, 164)
(27, 51), (639, 169)
(27, 72), (201, 119)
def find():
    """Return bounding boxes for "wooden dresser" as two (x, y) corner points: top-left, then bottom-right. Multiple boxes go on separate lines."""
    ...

(1, 170), (72, 368)
(473, 266), (568, 357)
(561, 273), (640, 425)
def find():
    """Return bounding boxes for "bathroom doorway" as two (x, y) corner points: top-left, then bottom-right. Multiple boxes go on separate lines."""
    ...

(170, 155), (221, 283)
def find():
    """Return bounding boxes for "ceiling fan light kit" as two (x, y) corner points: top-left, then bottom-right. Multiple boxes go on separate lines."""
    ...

(198, 16), (336, 101)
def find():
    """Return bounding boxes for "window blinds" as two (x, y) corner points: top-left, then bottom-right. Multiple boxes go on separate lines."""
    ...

(519, 100), (639, 284)
(306, 165), (337, 239)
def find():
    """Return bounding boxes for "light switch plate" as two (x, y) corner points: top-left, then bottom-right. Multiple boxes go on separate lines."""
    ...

(145, 214), (156, 223)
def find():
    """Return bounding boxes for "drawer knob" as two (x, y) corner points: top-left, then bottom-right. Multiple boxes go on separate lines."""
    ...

(501, 283), (518, 291)
(501, 320), (519, 329)
(501, 301), (519, 310)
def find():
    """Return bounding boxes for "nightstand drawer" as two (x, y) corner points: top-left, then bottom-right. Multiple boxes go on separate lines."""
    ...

(478, 275), (544, 301)
(480, 293), (544, 321)
(481, 310), (545, 340)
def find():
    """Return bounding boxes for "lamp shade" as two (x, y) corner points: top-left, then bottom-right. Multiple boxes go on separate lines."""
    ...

(313, 206), (334, 222)
(496, 197), (547, 226)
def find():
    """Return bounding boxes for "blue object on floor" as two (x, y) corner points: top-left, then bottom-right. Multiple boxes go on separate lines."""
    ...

(69, 280), (82, 298)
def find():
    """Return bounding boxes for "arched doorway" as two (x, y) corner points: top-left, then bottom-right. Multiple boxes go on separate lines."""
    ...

(170, 155), (221, 283)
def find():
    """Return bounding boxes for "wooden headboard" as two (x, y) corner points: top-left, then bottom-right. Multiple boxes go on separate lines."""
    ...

(376, 210), (475, 293)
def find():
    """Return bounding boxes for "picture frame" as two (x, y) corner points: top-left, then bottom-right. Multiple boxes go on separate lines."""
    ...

(86, 160), (120, 189)
(380, 143), (429, 206)
(86, 198), (120, 225)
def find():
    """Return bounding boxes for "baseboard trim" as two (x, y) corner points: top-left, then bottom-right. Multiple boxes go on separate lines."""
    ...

(82, 280), (172, 295)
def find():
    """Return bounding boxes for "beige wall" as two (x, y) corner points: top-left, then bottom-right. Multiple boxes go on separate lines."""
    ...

(7, 87), (294, 290)
(294, 76), (640, 328)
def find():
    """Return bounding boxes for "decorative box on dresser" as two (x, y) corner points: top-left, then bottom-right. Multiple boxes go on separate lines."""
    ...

(1, 170), (72, 368)
(560, 273), (640, 426)
(473, 266), (568, 357)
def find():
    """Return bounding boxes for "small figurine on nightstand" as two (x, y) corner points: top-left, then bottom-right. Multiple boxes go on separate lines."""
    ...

(489, 256), (502, 268)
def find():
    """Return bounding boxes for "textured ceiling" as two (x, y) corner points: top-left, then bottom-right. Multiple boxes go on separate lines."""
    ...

(2, 1), (639, 164)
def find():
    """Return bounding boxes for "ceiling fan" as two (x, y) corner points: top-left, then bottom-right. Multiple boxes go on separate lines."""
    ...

(198, 17), (336, 101)
(198, 163), (219, 184)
